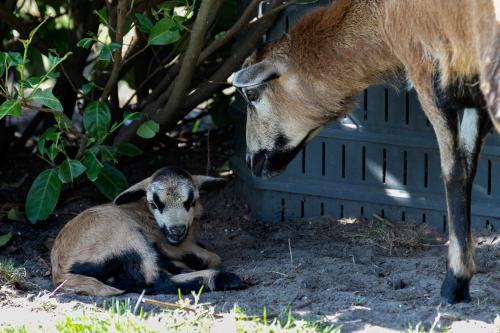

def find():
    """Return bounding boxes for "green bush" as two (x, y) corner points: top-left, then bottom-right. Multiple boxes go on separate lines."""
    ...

(0, 0), (290, 223)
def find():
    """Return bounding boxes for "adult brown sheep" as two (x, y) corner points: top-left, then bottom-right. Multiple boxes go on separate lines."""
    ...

(232, 0), (499, 304)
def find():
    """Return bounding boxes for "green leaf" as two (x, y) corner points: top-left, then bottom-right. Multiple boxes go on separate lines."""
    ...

(77, 37), (94, 49)
(123, 111), (141, 122)
(82, 82), (93, 95)
(58, 159), (86, 183)
(94, 164), (128, 200)
(81, 150), (103, 181)
(99, 145), (117, 162)
(136, 119), (159, 139)
(20, 76), (45, 88)
(94, 7), (109, 26)
(0, 232), (12, 247)
(25, 168), (62, 224)
(37, 127), (58, 157)
(117, 143), (143, 157)
(0, 100), (22, 119)
(148, 17), (181, 45)
(7, 207), (24, 221)
(83, 101), (111, 142)
(30, 89), (63, 112)
(7, 52), (24, 66)
(135, 13), (154, 33)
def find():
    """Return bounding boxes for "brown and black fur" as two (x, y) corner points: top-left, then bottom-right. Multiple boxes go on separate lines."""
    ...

(233, 0), (499, 303)
(51, 167), (245, 296)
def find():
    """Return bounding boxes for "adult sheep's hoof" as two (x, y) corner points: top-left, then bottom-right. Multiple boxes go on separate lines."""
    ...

(440, 270), (471, 304)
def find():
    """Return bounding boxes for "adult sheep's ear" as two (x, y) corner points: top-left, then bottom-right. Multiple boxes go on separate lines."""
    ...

(192, 175), (227, 192)
(114, 178), (149, 205)
(232, 60), (279, 88)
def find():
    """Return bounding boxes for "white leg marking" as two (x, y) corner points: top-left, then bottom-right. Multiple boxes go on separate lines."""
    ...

(460, 108), (479, 167)
(448, 234), (475, 279)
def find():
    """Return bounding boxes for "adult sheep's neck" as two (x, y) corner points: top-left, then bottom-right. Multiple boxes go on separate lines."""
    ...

(288, 0), (401, 105)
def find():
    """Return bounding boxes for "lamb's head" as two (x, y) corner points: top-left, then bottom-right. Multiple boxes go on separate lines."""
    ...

(114, 166), (225, 245)
(232, 35), (358, 179)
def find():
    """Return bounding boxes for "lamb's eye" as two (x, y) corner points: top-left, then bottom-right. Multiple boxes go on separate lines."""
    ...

(149, 202), (157, 210)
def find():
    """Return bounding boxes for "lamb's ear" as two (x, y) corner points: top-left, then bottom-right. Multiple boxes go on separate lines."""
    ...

(232, 61), (279, 88)
(114, 178), (149, 205)
(192, 175), (227, 192)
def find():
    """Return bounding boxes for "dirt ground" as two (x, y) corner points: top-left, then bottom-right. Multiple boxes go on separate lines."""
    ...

(0, 137), (499, 332)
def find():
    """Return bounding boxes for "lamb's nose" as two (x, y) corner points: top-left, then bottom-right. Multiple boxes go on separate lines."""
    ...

(170, 226), (187, 236)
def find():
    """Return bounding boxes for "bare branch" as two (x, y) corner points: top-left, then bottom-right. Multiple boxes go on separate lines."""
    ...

(114, 0), (223, 144)
(198, 0), (261, 61)
(99, 0), (129, 102)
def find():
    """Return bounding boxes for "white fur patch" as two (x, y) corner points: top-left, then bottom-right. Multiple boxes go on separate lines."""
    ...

(448, 235), (475, 279)
(460, 108), (479, 163)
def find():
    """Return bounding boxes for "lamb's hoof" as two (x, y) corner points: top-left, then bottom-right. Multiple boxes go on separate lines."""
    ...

(440, 270), (471, 304)
(214, 271), (247, 291)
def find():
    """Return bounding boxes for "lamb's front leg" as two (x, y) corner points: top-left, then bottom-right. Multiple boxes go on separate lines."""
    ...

(157, 240), (221, 270)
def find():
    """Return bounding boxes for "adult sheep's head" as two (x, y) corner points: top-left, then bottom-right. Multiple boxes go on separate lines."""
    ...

(232, 34), (359, 179)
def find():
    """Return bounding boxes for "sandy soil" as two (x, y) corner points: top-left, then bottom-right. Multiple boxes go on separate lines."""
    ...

(0, 134), (498, 332)
(0, 179), (498, 332)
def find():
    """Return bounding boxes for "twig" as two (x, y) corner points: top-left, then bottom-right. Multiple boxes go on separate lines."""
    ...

(373, 213), (396, 228)
(288, 238), (293, 267)
(74, 133), (89, 160)
(198, 0), (261, 61)
(154, 0), (224, 123)
(100, 0), (129, 102)
(142, 297), (224, 319)
(133, 290), (146, 314)
(50, 280), (67, 296)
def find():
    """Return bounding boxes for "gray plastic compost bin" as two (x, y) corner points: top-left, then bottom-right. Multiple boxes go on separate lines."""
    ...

(230, 1), (500, 232)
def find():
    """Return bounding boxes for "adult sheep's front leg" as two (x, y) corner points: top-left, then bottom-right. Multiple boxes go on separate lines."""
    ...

(411, 69), (492, 303)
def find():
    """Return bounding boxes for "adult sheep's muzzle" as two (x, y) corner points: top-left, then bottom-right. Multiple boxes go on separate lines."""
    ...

(246, 149), (296, 179)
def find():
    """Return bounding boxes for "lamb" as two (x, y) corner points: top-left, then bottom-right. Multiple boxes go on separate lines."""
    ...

(51, 166), (245, 296)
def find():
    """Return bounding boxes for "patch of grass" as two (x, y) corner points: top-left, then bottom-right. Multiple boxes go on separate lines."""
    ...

(352, 295), (366, 306)
(0, 260), (25, 287)
(342, 218), (441, 255)
(0, 296), (342, 333)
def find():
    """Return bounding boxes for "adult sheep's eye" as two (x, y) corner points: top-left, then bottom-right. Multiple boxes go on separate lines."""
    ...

(246, 89), (259, 102)
(149, 202), (157, 210)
